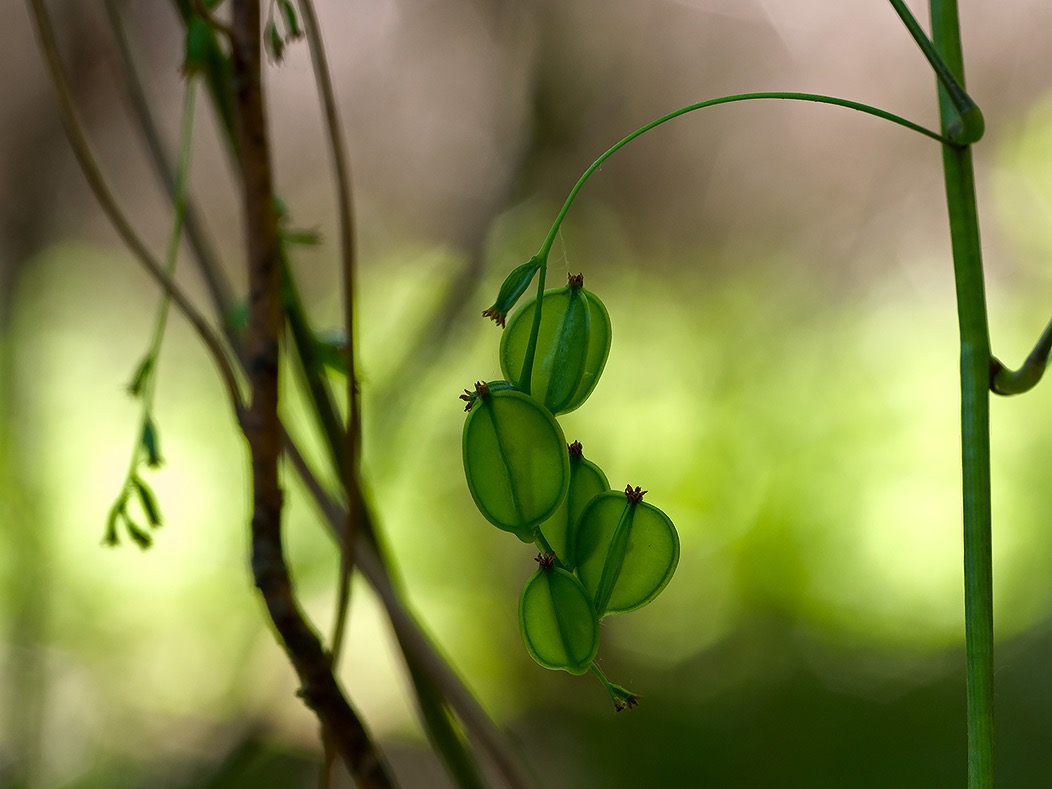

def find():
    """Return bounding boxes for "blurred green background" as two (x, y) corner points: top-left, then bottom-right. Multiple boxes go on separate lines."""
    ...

(4, 1), (1052, 786)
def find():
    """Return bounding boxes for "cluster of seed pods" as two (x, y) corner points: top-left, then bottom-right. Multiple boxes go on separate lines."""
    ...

(462, 268), (680, 696)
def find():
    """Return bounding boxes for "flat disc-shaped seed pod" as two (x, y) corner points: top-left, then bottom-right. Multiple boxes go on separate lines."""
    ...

(574, 490), (679, 617)
(539, 442), (609, 569)
(519, 563), (600, 674)
(500, 285), (612, 415)
(462, 387), (570, 542)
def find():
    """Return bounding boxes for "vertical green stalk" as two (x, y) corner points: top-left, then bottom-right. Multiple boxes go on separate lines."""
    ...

(928, 1), (995, 785)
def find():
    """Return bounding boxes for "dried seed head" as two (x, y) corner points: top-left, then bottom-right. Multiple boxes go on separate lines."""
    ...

(535, 552), (556, 569)
(567, 272), (585, 289)
(481, 307), (507, 327)
(624, 485), (647, 504)
(614, 693), (640, 712)
(459, 381), (490, 411)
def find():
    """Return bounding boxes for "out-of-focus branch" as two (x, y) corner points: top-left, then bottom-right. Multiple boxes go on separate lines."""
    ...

(295, 2), (362, 782)
(102, 0), (237, 324)
(283, 437), (535, 789)
(25, 0), (243, 414)
(227, 1), (393, 785)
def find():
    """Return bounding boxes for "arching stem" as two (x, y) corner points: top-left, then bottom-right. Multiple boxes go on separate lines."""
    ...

(518, 92), (954, 385)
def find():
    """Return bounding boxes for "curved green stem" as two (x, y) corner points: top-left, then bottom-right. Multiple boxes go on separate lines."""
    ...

(927, 1), (995, 785)
(888, 0), (984, 144)
(536, 92), (949, 262)
(534, 530), (555, 557)
(990, 316), (1052, 396)
(518, 92), (951, 394)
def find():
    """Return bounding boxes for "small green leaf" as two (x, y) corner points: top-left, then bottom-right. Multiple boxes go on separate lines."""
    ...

(574, 486), (679, 617)
(278, 0), (303, 38)
(131, 475), (163, 528)
(539, 440), (609, 568)
(462, 382), (569, 542)
(127, 356), (154, 398)
(265, 19), (285, 61)
(104, 498), (125, 546)
(122, 513), (153, 550)
(141, 416), (163, 468)
(519, 558), (599, 674)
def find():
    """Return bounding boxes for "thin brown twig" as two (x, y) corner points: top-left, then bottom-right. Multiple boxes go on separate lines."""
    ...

(296, 2), (359, 781)
(25, 0), (243, 415)
(297, 0), (359, 666)
(228, 1), (393, 785)
(296, 4), (367, 780)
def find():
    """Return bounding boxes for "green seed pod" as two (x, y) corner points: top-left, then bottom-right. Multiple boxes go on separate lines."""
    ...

(539, 440), (609, 569)
(574, 486), (679, 617)
(519, 555), (600, 675)
(500, 273), (612, 415)
(462, 382), (570, 542)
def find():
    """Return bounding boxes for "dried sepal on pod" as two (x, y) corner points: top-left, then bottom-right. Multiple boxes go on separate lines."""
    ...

(499, 273), (612, 415)
(461, 381), (570, 542)
(538, 440), (609, 569)
(573, 485), (679, 617)
(519, 553), (600, 675)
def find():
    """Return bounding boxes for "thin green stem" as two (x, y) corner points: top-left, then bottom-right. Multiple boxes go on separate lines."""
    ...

(927, 1), (995, 786)
(26, 0), (243, 412)
(103, 0), (237, 322)
(534, 530), (555, 557)
(990, 315), (1052, 396)
(518, 91), (950, 395)
(589, 662), (638, 712)
(888, 0), (983, 144)
(144, 81), (198, 386)
(104, 81), (197, 547)
(537, 92), (949, 263)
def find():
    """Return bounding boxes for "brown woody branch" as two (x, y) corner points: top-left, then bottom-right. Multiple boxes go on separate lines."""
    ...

(228, 2), (392, 785)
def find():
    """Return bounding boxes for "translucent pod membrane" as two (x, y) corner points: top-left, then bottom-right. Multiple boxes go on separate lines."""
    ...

(573, 487), (679, 617)
(500, 275), (612, 415)
(462, 384), (570, 542)
(519, 559), (600, 674)
(539, 440), (609, 569)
